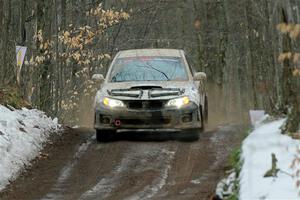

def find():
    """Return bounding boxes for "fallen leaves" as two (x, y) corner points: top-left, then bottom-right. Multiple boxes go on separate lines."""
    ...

(278, 52), (292, 62)
(293, 69), (300, 77)
(38, 152), (49, 160)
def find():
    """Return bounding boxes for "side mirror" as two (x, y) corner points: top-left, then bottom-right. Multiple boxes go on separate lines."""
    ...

(194, 72), (207, 81)
(92, 74), (105, 82)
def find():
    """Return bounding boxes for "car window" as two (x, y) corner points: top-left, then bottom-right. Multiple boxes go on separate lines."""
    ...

(185, 55), (196, 75)
(109, 56), (188, 82)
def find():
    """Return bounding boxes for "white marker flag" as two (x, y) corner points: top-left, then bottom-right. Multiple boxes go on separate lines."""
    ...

(249, 110), (265, 127)
(16, 46), (27, 67)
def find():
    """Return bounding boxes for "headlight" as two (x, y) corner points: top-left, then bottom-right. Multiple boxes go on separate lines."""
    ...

(165, 96), (190, 108)
(103, 97), (125, 108)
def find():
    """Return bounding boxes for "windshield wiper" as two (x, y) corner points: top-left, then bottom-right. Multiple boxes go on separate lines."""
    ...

(135, 62), (170, 81)
(145, 62), (170, 80)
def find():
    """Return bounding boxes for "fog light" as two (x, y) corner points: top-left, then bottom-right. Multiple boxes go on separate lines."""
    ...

(182, 114), (192, 123)
(103, 117), (110, 124)
(100, 115), (111, 124)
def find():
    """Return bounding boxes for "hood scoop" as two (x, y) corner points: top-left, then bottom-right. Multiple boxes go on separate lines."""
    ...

(130, 85), (162, 90)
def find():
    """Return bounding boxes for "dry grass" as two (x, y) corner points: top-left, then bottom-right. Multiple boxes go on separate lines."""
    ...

(0, 86), (31, 109)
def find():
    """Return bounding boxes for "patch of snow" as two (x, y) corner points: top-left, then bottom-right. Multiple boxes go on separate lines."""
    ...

(191, 179), (201, 184)
(216, 171), (236, 199)
(240, 118), (300, 200)
(80, 177), (116, 200)
(0, 105), (60, 191)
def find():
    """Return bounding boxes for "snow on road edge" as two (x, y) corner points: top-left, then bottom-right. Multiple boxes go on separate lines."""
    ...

(0, 105), (60, 191)
(240, 118), (300, 200)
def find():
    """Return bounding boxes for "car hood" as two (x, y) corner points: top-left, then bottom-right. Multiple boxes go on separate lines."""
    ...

(94, 81), (200, 106)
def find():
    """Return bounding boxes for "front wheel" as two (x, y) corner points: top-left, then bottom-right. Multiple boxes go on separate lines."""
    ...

(204, 96), (208, 123)
(199, 105), (205, 131)
(96, 129), (116, 142)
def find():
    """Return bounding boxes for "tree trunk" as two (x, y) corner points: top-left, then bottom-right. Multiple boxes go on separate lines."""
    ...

(36, 0), (52, 112)
(0, 0), (4, 85)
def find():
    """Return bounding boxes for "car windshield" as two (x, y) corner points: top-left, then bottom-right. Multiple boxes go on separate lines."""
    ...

(109, 56), (188, 82)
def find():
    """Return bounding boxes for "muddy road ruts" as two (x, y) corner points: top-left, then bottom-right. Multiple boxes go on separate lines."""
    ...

(0, 125), (245, 200)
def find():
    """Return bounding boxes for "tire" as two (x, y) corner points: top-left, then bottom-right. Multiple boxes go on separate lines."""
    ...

(204, 96), (208, 123)
(200, 105), (205, 131)
(96, 129), (115, 142)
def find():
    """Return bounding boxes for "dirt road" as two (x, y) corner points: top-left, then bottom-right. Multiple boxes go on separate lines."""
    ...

(0, 125), (244, 200)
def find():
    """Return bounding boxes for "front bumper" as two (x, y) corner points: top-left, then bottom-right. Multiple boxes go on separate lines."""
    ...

(94, 102), (202, 131)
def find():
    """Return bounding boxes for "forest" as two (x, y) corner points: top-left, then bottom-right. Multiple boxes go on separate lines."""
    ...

(0, 0), (299, 134)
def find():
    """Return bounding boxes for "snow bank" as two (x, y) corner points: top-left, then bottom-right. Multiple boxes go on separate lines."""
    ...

(240, 118), (300, 200)
(0, 105), (60, 191)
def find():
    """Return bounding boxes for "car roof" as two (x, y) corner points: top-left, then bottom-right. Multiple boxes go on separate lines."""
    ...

(117, 49), (184, 58)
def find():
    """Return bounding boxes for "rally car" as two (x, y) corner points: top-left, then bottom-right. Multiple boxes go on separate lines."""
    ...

(93, 49), (208, 142)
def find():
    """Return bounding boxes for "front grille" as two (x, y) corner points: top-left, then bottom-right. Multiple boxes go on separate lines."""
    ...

(120, 117), (170, 125)
(126, 100), (164, 109)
